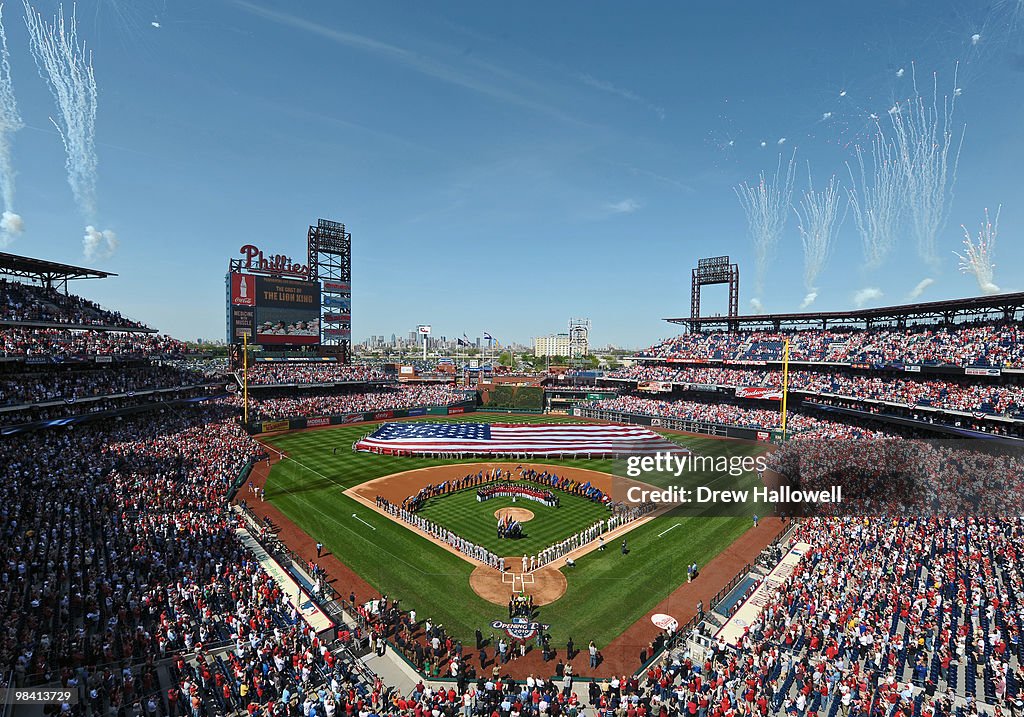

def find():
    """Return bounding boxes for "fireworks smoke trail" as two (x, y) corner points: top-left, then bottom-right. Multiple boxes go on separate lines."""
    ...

(887, 63), (964, 267)
(735, 152), (797, 298)
(853, 287), (883, 308)
(794, 165), (844, 308)
(24, 2), (99, 222)
(0, 4), (24, 247)
(955, 206), (1000, 295)
(999, 0), (1024, 28)
(846, 128), (904, 268)
(908, 277), (934, 300)
(82, 224), (116, 259)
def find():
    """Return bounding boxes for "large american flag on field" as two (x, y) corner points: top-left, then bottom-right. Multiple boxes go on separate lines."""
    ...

(354, 422), (685, 457)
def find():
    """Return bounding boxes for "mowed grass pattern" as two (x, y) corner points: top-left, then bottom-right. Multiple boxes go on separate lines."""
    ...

(262, 413), (769, 645)
(416, 486), (611, 556)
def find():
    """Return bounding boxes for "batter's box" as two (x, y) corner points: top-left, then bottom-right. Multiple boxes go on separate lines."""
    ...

(500, 572), (537, 592)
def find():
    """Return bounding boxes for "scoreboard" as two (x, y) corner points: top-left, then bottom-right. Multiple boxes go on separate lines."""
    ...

(227, 272), (321, 345)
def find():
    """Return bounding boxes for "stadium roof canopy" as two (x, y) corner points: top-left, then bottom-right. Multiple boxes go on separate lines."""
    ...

(667, 292), (1024, 332)
(0, 251), (115, 290)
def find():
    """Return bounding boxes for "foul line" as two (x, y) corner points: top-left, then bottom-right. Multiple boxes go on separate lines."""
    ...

(352, 513), (377, 530)
(658, 523), (681, 538)
(266, 455), (462, 577)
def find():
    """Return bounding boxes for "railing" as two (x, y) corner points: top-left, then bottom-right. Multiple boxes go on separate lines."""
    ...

(236, 503), (344, 609)
(709, 562), (754, 613)
(226, 455), (259, 502)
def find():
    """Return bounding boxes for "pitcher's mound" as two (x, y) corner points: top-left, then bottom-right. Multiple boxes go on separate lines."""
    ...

(494, 507), (535, 523)
(470, 564), (567, 606)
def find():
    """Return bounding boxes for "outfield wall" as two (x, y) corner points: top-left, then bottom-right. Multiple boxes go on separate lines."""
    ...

(250, 401), (476, 433)
(574, 407), (783, 442)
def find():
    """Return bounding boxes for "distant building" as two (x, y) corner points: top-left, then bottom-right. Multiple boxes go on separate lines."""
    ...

(534, 333), (571, 357)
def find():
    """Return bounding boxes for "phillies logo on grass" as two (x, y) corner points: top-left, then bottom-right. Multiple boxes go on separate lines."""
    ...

(491, 617), (550, 641)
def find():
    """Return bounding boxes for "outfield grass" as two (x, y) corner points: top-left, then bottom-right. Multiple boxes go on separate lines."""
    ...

(416, 484), (611, 556)
(262, 413), (770, 646)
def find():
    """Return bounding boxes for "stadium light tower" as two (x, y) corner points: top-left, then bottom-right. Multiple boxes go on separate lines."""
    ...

(690, 256), (739, 332)
(568, 318), (590, 361)
(308, 219), (352, 362)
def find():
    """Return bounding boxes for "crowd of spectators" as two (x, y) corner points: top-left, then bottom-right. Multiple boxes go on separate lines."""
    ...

(637, 515), (1024, 717)
(243, 385), (469, 421)
(0, 279), (150, 329)
(767, 438), (1024, 514)
(2, 283), (1022, 717)
(0, 327), (195, 358)
(607, 365), (1024, 417)
(245, 363), (387, 386)
(583, 395), (824, 432)
(641, 323), (1024, 368)
(0, 389), (228, 429)
(0, 402), (394, 717)
(0, 405), (260, 677)
(0, 365), (215, 407)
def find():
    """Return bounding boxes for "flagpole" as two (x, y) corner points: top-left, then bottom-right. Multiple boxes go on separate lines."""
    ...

(243, 332), (249, 426)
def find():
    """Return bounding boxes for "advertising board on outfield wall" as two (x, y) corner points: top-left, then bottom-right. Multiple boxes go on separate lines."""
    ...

(260, 420), (290, 433)
(734, 386), (784, 401)
(638, 381), (672, 393)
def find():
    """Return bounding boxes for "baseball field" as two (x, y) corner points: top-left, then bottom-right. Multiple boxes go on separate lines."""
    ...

(257, 413), (774, 651)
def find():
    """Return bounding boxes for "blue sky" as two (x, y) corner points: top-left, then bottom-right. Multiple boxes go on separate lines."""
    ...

(4, 0), (1023, 346)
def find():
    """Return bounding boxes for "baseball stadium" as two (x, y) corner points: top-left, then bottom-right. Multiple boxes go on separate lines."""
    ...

(2, 3), (1024, 717)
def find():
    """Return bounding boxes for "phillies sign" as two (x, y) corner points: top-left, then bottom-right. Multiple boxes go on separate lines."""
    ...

(239, 244), (310, 279)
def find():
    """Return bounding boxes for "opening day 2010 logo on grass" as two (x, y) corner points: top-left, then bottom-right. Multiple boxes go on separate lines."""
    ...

(491, 617), (550, 641)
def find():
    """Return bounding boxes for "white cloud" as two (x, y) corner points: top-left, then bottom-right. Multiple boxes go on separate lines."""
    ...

(0, 211), (24, 245)
(799, 291), (818, 309)
(749, 298), (765, 314)
(853, 287), (883, 307)
(83, 226), (118, 260)
(607, 198), (641, 214)
(907, 277), (934, 300)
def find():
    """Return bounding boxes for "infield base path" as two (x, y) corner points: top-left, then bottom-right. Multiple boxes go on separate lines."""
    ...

(346, 462), (672, 606)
